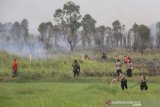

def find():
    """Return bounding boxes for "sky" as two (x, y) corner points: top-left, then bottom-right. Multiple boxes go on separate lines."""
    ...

(0, 0), (160, 34)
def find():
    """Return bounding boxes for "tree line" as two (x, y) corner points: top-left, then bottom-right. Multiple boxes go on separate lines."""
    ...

(38, 1), (160, 52)
(0, 18), (30, 48)
(1, 1), (160, 53)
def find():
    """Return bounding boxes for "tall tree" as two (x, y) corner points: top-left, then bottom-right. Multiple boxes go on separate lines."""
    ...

(156, 21), (160, 48)
(131, 23), (139, 49)
(52, 25), (61, 46)
(94, 26), (105, 49)
(98, 26), (105, 49)
(11, 21), (21, 41)
(54, 1), (81, 51)
(121, 24), (126, 47)
(38, 22), (53, 49)
(112, 20), (121, 32)
(38, 22), (46, 41)
(135, 24), (150, 53)
(0, 23), (2, 32)
(38, 22), (53, 41)
(81, 14), (96, 48)
(21, 18), (29, 41)
(156, 34), (160, 48)
(105, 27), (113, 48)
(156, 21), (160, 32)
(112, 20), (122, 47)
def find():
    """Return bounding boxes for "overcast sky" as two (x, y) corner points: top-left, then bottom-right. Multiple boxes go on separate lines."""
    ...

(0, 0), (160, 34)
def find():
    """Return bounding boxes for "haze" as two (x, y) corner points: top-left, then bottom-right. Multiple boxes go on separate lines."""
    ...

(0, 0), (160, 34)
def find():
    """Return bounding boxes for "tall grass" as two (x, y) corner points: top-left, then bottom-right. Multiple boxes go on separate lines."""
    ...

(0, 49), (160, 81)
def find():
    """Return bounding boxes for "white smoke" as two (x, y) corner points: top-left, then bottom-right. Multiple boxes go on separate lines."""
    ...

(0, 34), (47, 59)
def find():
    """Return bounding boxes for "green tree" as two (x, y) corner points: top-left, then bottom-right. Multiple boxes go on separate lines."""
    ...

(121, 24), (126, 47)
(156, 21), (160, 48)
(112, 20), (122, 47)
(0, 23), (3, 32)
(81, 14), (96, 48)
(52, 25), (61, 46)
(156, 21), (160, 32)
(112, 20), (121, 32)
(132, 23), (139, 50)
(38, 22), (53, 41)
(38, 22), (53, 49)
(94, 26), (105, 49)
(131, 23), (151, 52)
(11, 21), (21, 41)
(105, 27), (113, 48)
(156, 34), (160, 48)
(138, 25), (150, 52)
(54, 1), (81, 51)
(21, 18), (29, 41)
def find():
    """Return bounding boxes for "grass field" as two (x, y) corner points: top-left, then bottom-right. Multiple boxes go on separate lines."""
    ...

(0, 50), (160, 107)
(0, 81), (160, 107)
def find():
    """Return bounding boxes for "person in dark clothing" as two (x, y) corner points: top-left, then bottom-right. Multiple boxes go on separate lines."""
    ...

(119, 73), (128, 90)
(72, 60), (80, 77)
(102, 52), (107, 60)
(127, 60), (133, 77)
(140, 73), (148, 91)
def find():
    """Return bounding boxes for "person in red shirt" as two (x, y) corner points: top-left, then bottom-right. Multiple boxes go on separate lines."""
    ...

(123, 56), (131, 64)
(12, 58), (18, 77)
(123, 56), (128, 64)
